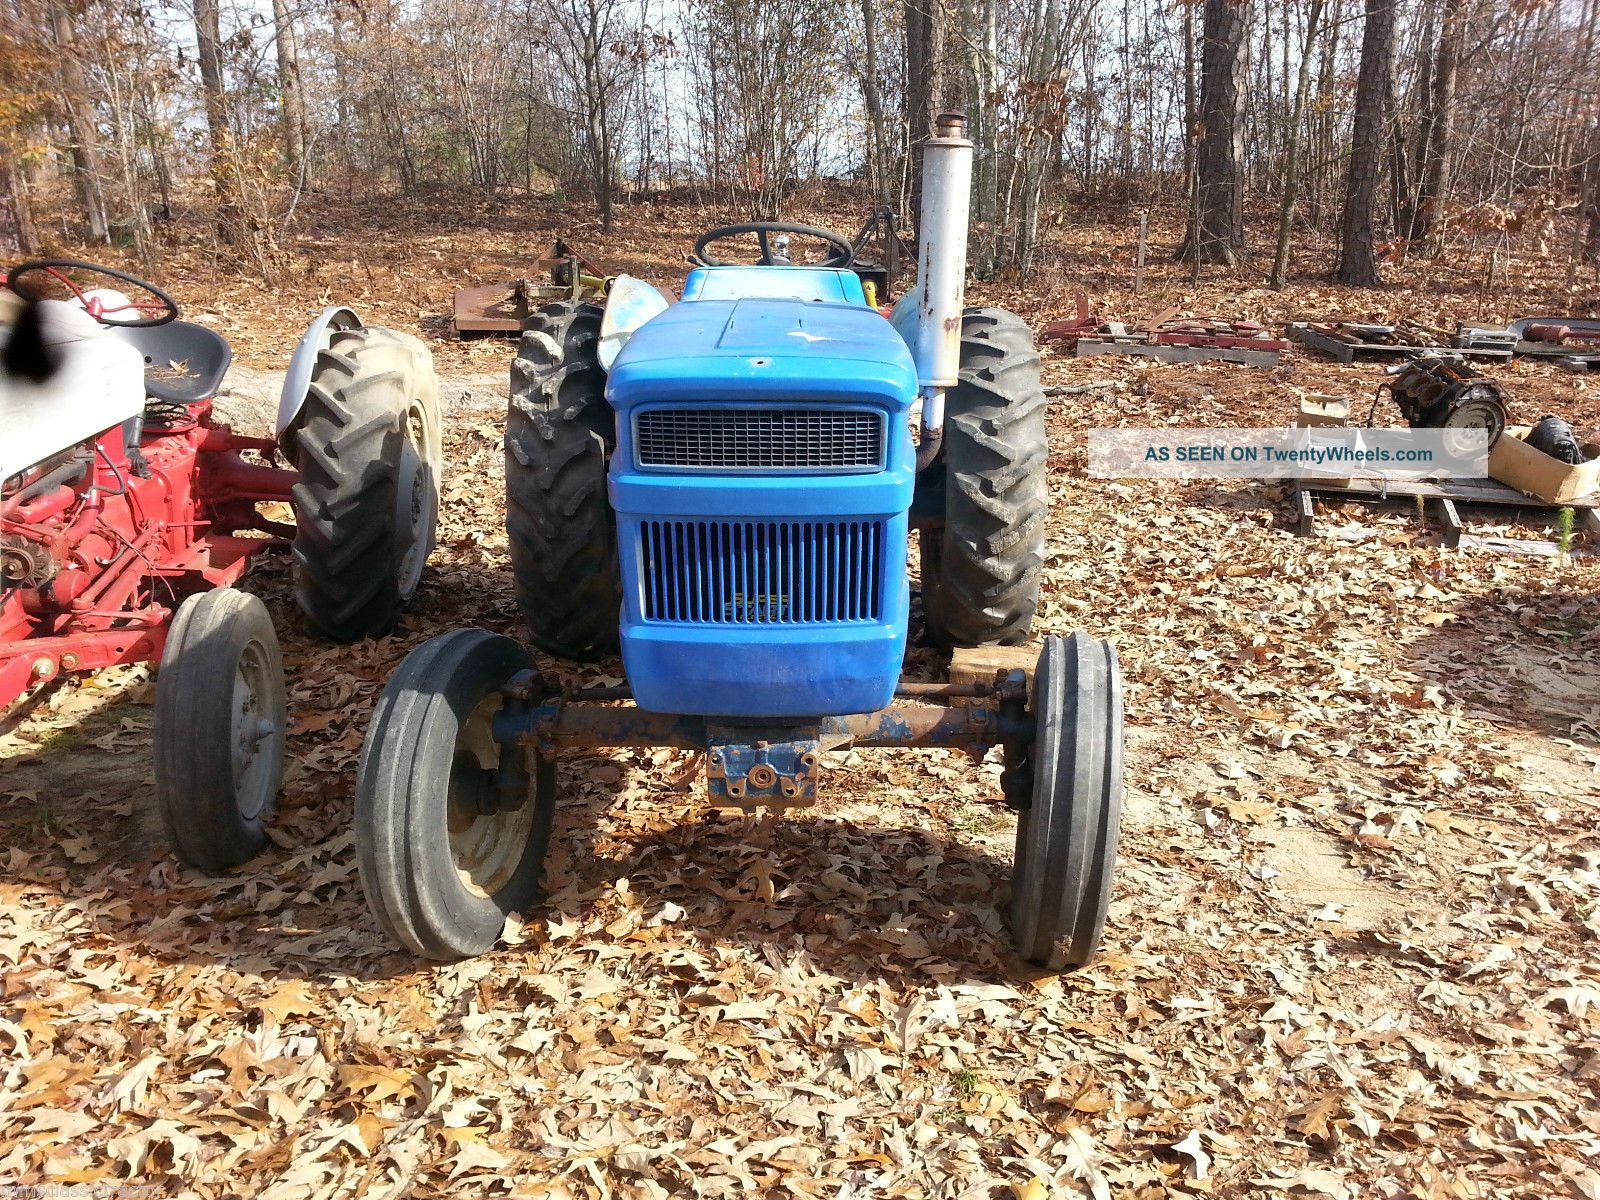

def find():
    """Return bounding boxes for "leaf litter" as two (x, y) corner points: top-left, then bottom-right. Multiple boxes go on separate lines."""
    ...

(0, 201), (1598, 1196)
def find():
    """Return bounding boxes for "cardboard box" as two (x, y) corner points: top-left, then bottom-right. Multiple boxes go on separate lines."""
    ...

(1296, 394), (1351, 429)
(1489, 425), (1600, 504)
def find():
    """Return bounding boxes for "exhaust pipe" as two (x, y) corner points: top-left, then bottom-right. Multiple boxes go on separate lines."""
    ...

(909, 112), (973, 471)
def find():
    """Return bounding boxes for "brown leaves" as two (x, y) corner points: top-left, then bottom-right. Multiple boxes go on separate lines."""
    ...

(3, 205), (1600, 1200)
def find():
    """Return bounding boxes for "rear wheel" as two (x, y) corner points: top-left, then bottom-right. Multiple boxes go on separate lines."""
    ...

(355, 629), (557, 960)
(922, 307), (1048, 646)
(289, 325), (442, 642)
(153, 588), (286, 872)
(1009, 632), (1123, 970)
(506, 300), (621, 662)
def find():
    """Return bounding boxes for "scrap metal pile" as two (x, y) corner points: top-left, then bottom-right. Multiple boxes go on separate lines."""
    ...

(1040, 295), (1287, 366)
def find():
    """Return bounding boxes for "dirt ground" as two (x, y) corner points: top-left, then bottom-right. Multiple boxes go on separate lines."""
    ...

(2, 199), (1599, 1198)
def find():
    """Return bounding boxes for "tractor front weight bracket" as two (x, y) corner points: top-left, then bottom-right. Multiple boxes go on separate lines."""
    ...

(493, 670), (1034, 810)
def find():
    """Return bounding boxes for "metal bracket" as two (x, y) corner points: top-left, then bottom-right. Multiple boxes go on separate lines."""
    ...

(706, 727), (822, 808)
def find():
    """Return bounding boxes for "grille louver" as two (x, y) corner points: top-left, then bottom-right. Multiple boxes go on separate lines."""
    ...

(634, 408), (884, 472)
(639, 519), (884, 624)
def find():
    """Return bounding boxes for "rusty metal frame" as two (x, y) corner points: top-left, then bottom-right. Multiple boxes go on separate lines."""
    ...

(490, 667), (1037, 809)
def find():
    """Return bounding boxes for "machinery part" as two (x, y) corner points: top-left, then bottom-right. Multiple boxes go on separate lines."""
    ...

(506, 299), (621, 661)
(109, 319), (234, 406)
(5, 259), (179, 327)
(290, 325), (442, 642)
(691, 222), (856, 268)
(450, 239), (613, 338)
(922, 308), (1047, 646)
(0, 534), (55, 588)
(1379, 356), (1508, 449)
(706, 729), (822, 806)
(598, 275), (670, 370)
(276, 306), (363, 436)
(893, 112), (974, 469)
(1525, 415), (1585, 465)
(153, 588), (286, 872)
(492, 691), (1032, 753)
(356, 629), (557, 961)
(1009, 632), (1122, 970)
(1524, 323), (1571, 345)
(848, 205), (914, 303)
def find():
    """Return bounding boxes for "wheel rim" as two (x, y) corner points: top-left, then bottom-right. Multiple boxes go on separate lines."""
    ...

(446, 691), (536, 898)
(230, 640), (282, 822)
(393, 402), (437, 599)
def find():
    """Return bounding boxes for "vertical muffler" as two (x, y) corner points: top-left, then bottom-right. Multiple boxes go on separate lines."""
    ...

(896, 112), (974, 471)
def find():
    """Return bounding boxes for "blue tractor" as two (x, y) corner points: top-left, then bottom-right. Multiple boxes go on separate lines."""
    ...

(355, 116), (1124, 970)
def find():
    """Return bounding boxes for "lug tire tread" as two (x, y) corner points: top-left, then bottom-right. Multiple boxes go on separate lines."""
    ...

(290, 326), (441, 642)
(505, 300), (621, 661)
(924, 307), (1049, 646)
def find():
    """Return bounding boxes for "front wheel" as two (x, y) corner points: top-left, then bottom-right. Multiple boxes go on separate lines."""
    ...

(153, 588), (287, 871)
(1009, 632), (1123, 969)
(355, 629), (557, 960)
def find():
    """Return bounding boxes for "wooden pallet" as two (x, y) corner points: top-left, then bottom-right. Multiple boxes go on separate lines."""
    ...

(1075, 337), (1281, 367)
(1287, 322), (1513, 364)
(1292, 475), (1600, 550)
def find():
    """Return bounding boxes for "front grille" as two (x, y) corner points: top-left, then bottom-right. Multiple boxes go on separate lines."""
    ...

(634, 407), (884, 472)
(639, 519), (884, 624)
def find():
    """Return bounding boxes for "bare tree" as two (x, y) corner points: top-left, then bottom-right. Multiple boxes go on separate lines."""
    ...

(50, 3), (111, 243)
(545, 0), (640, 228)
(1182, 0), (1249, 265)
(1270, 0), (1324, 288)
(857, 0), (892, 205)
(1336, 0), (1394, 285)
(271, 0), (308, 183)
(194, 0), (244, 244)
(1405, 0), (1461, 244)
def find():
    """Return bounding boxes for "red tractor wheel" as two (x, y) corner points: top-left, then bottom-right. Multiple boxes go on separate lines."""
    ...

(153, 589), (287, 872)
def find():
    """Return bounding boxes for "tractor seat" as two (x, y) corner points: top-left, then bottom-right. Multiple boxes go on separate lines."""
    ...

(109, 321), (234, 405)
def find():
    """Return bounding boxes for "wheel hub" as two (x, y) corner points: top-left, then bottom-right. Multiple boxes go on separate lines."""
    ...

(446, 692), (536, 898)
(229, 641), (280, 822)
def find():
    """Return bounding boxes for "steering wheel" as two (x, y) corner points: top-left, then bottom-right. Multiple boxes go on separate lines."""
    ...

(5, 258), (179, 327)
(692, 222), (856, 268)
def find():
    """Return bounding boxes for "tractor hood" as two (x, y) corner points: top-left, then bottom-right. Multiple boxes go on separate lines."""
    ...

(607, 298), (917, 406)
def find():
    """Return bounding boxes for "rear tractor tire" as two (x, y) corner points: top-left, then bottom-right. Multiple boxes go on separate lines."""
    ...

(356, 629), (558, 960)
(922, 307), (1048, 647)
(289, 325), (442, 642)
(154, 588), (287, 872)
(505, 300), (621, 662)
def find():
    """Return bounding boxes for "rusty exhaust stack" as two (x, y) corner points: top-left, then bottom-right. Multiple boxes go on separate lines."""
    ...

(910, 112), (974, 471)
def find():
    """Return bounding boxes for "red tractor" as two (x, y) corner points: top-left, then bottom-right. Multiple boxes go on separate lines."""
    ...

(1, 259), (442, 870)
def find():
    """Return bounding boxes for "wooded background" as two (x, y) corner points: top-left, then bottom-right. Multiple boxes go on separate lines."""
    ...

(1, 0), (1598, 289)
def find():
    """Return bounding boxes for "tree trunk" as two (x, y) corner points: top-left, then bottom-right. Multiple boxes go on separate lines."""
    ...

(903, 0), (945, 219)
(1410, 0), (1463, 244)
(1182, 0), (1197, 184)
(195, 0), (244, 245)
(1270, 0), (1325, 288)
(50, 6), (110, 244)
(974, 0), (999, 271)
(859, 0), (891, 205)
(0, 157), (39, 254)
(1182, 0), (1249, 265)
(270, 0), (308, 184)
(1337, 0), (1394, 285)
